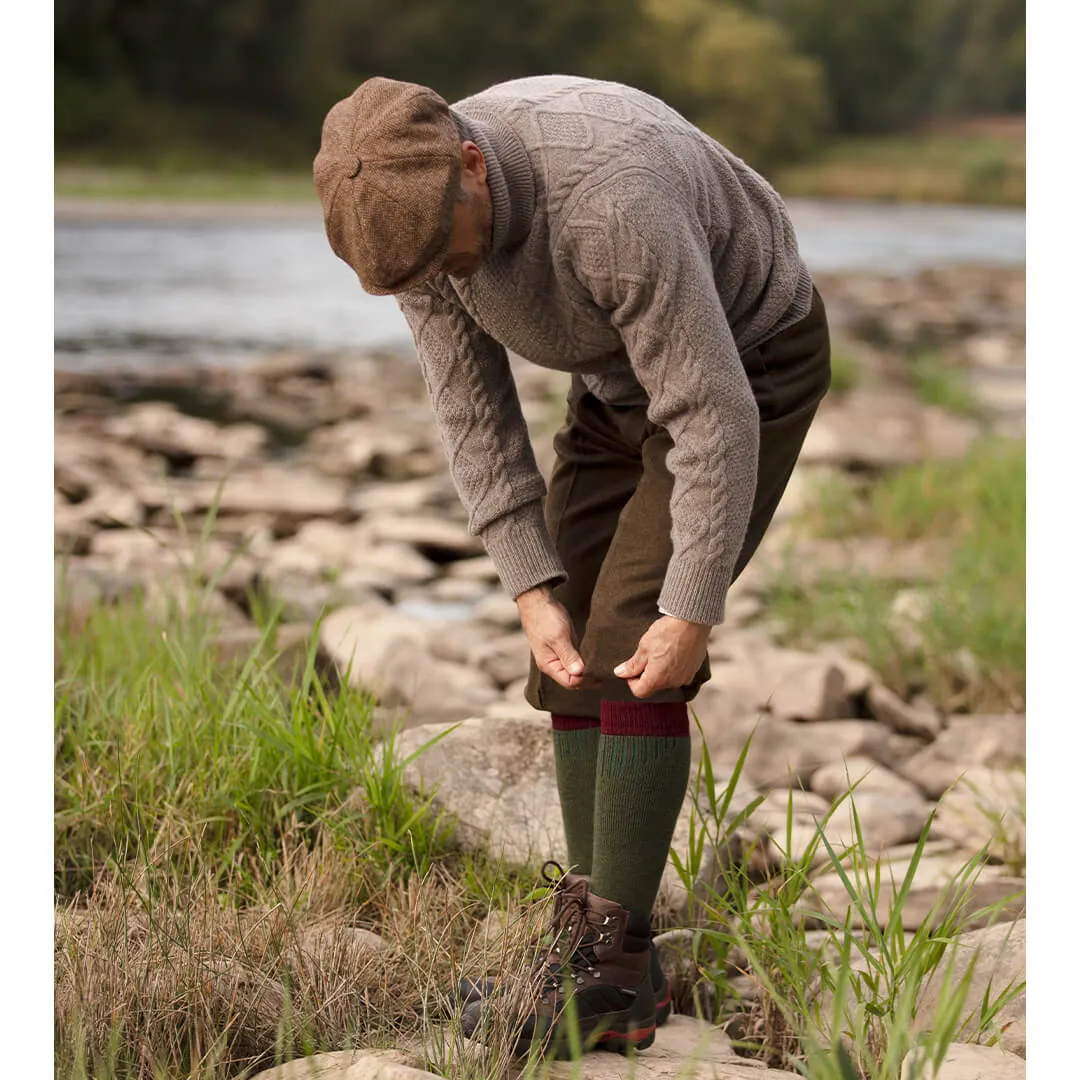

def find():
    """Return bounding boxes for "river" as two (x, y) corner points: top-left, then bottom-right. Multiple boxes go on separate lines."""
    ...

(54, 199), (1024, 371)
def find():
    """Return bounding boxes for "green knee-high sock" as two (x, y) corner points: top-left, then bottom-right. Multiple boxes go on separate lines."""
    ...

(551, 715), (601, 875)
(590, 701), (691, 930)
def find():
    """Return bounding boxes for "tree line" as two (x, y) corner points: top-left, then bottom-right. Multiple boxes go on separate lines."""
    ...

(55, 0), (1024, 170)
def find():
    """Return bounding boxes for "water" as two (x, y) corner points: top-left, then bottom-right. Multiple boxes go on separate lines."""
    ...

(54, 200), (1024, 371)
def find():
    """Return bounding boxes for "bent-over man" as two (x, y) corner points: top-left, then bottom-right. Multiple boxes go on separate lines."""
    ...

(314, 73), (831, 1057)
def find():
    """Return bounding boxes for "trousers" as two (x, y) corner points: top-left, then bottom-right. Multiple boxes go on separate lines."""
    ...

(523, 285), (832, 718)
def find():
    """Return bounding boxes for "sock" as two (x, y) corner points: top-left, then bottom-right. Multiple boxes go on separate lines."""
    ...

(589, 701), (691, 929)
(551, 714), (601, 876)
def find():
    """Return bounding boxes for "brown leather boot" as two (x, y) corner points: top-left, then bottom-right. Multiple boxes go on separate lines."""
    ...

(461, 863), (657, 1058)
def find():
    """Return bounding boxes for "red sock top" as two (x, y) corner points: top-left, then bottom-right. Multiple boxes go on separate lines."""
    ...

(551, 713), (601, 731)
(600, 701), (690, 737)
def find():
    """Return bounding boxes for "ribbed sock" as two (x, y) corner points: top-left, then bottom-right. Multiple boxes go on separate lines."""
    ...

(551, 714), (601, 876)
(589, 701), (691, 929)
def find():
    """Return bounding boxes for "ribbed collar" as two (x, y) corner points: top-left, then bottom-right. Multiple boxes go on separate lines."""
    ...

(452, 110), (535, 256)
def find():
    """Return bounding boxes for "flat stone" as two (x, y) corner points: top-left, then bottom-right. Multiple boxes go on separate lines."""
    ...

(545, 1015), (798, 1079)
(215, 468), (350, 522)
(914, 919), (1026, 1057)
(934, 767), (1026, 867)
(367, 514), (483, 560)
(867, 683), (942, 741)
(320, 605), (498, 724)
(446, 555), (501, 582)
(692, 712), (891, 790)
(250, 1050), (434, 1080)
(809, 756), (926, 803)
(767, 657), (850, 722)
(900, 716), (1026, 799)
(473, 592), (521, 629)
(349, 477), (457, 517)
(104, 402), (267, 462)
(902, 1043), (1026, 1080)
(765, 787), (932, 870)
(466, 632), (532, 689)
(806, 846), (1025, 931)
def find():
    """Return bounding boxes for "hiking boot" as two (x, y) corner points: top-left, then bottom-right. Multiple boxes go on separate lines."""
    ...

(460, 863), (656, 1058)
(456, 939), (673, 1026)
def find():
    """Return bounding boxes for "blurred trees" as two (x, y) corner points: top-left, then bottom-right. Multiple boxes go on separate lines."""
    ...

(55, 0), (1025, 168)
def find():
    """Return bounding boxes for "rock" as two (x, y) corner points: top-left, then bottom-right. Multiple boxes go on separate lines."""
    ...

(934, 767), (1026, 867)
(349, 476), (457, 517)
(767, 657), (850, 722)
(104, 402), (267, 463)
(809, 755), (926, 803)
(900, 716), (1026, 799)
(702, 645), (863, 723)
(763, 787), (932, 870)
(393, 715), (740, 922)
(914, 919), (1026, 1057)
(466, 632), (532, 689)
(250, 1050), (435, 1080)
(473, 591), (521, 629)
(963, 334), (1018, 370)
(867, 683), (942, 741)
(214, 468), (350, 524)
(544, 1015), (796, 1079)
(307, 422), (429, 480)
(901, 1043), (1025, 1080)
(446, 555), (501, 583)
(367, 514), (483, 561)
(758, 535), (950, 590)
(692, 713), (891, 790)
(319, 605), (498, 724)
(292, 923), (388, 960)
(805, 845), (1024, 931)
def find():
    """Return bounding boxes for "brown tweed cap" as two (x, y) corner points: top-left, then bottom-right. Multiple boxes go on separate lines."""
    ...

(313, 77), (463, 296)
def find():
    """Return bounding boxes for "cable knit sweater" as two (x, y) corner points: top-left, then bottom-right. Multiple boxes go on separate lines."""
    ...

(395, 75), (814, 626)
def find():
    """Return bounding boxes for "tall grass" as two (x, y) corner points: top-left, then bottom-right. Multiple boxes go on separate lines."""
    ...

(668, 728), (1025, 1079)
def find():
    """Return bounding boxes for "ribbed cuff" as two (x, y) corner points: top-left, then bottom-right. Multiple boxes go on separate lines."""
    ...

(552, 714), (601, 731)
(658, 555), (732, 626)
(482, 501), (567, 600)
(601, 701), (689, 738)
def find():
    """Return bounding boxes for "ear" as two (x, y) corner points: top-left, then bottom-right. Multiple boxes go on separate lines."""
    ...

(461, 140), (487, 182)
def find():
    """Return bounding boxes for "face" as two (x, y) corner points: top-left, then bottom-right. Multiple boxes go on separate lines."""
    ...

(440, 141), (492, 280)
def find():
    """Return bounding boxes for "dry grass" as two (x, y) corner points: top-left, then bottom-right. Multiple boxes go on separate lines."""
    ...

(55, 829), (555, 1080)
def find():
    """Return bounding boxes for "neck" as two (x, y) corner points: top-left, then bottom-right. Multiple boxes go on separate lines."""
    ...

(453, 111), (534, 255)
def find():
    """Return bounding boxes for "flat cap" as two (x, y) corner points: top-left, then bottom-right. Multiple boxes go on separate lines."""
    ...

(313, 77), (462, 295)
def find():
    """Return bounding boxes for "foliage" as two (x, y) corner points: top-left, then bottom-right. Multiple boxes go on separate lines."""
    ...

(55, 0), (1026, 169)
(764, 438), (1025, 711)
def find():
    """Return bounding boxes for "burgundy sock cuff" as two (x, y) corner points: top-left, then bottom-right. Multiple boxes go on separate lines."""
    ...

(600, 701), (690, 738)
(551, 713), (601, 732)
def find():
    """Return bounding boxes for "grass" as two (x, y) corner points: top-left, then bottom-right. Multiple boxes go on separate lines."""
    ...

(763, 438), (1024, 712)
(772, 123), (1025, 207)
(828, 347), (862, 398)
(907, 350), (984, 419)
(55, 165), (317, 205)
(668, 731), (1025, 1078)
(55, 575), (1025, 1078)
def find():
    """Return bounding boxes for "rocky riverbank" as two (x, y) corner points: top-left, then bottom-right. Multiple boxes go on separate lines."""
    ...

(54, 264), (1026, 1076)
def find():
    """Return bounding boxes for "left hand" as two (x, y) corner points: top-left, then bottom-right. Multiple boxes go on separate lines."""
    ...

(613, 615), (711, 698)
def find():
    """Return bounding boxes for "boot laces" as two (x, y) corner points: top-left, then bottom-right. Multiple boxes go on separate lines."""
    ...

(538, 862), (615, 991)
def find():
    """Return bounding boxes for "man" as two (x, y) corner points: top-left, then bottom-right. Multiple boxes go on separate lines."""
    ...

(314, 74), (831, 1056)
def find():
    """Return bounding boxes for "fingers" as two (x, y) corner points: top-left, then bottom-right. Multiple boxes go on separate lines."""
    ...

(554, 639), (585, 679)
(613, 651), (647, 679)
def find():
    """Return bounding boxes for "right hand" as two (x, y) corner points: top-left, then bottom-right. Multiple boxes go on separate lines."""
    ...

(515, 584), (587, 691)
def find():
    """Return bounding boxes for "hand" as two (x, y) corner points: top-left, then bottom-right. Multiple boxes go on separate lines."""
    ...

(614, 615), (711, 698)
(516, 584), (587, 691)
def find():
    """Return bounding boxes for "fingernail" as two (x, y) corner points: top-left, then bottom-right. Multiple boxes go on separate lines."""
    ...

(613, 663), (626, 676)
(569, 661), (583, 675)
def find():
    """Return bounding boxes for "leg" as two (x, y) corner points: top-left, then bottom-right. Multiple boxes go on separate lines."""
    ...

(525, 377), (648, 874)
(588, 287), (832, 928)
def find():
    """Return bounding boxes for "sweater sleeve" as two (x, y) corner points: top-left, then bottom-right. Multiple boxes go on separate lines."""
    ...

(395, 283), (567, 599)
(560, 174), (759, 625)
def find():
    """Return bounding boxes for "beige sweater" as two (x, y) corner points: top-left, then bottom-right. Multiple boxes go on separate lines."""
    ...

(396, 75), (813, 626)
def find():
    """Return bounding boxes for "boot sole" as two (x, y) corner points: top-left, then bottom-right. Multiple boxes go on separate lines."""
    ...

(456, 974), (673, 1027)
(512, 1017), (657, 1058)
